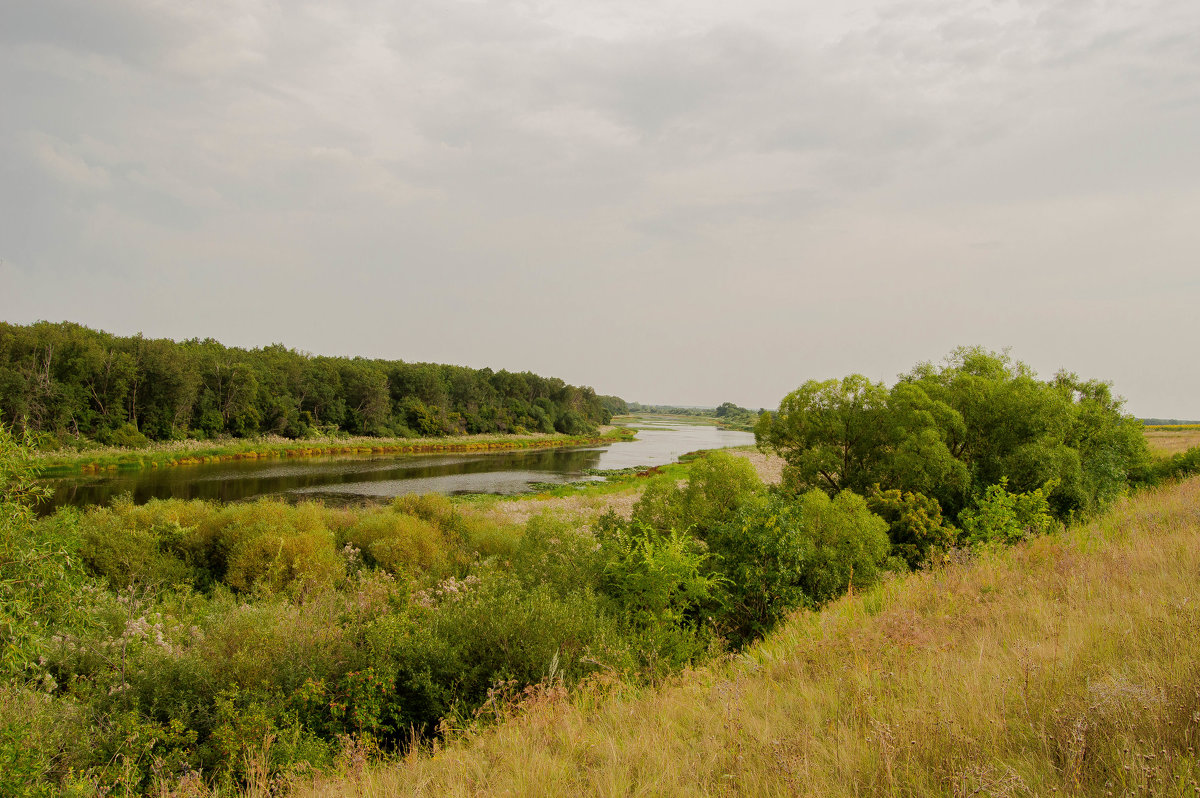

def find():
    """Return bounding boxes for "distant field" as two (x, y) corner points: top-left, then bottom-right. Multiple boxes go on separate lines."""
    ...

(1144, 425), (1200, 455)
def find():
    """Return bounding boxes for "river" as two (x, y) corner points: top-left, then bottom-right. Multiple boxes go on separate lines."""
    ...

(39, 420), (755, 512)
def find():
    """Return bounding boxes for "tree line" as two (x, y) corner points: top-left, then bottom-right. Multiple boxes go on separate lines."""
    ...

(0, 322), (621, 444)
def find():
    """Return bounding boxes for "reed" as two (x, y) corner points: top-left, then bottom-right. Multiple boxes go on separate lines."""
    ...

(35, 428), (636, 476)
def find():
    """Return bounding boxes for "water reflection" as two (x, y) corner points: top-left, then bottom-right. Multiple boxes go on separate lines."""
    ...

(40, 422), (755, 512)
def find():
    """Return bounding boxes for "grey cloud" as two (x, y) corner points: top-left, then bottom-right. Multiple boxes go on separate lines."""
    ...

(2, 0), (1199, 414)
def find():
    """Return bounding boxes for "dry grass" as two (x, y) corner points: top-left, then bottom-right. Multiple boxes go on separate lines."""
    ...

(725, 447), (786, 485)
(1145, 427), (1200, 456)
(475, 490), (641, 528)
(279, 476), (1200, 798)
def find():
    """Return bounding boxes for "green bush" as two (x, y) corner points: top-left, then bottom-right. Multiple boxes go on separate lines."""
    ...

(598, 522), (721, 668)
(707, 489), (892, 646)
(194, 500), (332, 584)
(75, 505), (196, 590)
(960, 477), (1057, 546)
(342, 510), (450, 577)
(509, 514), (605, 593)
(866, 486), (959, 569)
(99, 423), (150, 449)
(631, 450), (762, 537)
(224, 528), (344, 596)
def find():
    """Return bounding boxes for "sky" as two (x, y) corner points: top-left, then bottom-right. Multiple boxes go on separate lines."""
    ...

(2, 0), (1198, 416)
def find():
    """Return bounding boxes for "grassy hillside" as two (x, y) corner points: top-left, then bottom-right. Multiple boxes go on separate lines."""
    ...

(280, 476), (1200, 798)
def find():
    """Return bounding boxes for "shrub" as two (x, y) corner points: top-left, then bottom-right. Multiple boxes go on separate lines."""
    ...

(631, 450), (762, 537)
(509, 514), (605, 593)
(391, 493), (457, 530)
(99, 423), (150, 450)
(598, 522), (721, 668)
(430, 572), (629, 705)
(75, 505), (196, 590)
(342, 511), (449, 577)
(707, 489), (891, 646)
(192, 500), (331, 583)
(678, 451), (763, 531)
(224, 528), (343, 596)
(629, 475), (686, 533)
(866, 486), (959, 569)
(365, 572), (632, 738)
(960, 477), (1057, 546)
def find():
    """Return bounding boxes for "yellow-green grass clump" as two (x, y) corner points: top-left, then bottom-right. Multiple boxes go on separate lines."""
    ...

(283, 476), (1200, 798)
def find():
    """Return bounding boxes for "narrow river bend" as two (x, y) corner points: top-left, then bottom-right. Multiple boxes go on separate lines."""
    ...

(39, 421), (755, 512)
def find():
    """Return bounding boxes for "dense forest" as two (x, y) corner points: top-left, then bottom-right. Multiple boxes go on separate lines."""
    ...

(0, 322), (621, 444)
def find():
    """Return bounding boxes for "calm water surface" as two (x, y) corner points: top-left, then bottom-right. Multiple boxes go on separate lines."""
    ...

(40, 421), (755, 512)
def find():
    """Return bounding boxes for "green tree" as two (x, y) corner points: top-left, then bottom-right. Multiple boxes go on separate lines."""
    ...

(959, 477), (1057, 546)
(706, 489), (891, 646)
(755, 375), (891, 495)
(760, 348), (1148, 526)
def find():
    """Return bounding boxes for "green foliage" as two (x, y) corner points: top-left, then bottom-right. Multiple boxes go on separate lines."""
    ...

(509, 514), (605, 593)
(786, 490), (892, 604)
(708, 490), (892, 645)
(1147, 445), (1200, 483)
(703, 493), (813, 646)
(98, 422), (150, 449)
(959, 477), (1057, 546)
(1, 424), (87, 683)
(755, 375), (891, 495)
(597, 522), (721, 668)
(631, 450), (762, 536)
(866, 486), (959, 569)
(224, 527), (344, 596)
(598, 395), (627, 420)
(713, 401), (759, 430)
(0, 321), (616, 443)
(758, 348), (1150, 523)
(678, 451), (764, 531)
(343, 510), (450, 577)
(616, 451), (891, 650)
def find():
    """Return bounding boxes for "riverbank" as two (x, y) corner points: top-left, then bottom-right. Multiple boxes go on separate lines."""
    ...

(467, 445), (785, 528)
(33, 426), (637, 477)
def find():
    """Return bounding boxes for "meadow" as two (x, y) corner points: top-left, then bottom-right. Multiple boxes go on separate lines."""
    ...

(1143, 425), (1200, 456)
(283, 474), (1200, 798)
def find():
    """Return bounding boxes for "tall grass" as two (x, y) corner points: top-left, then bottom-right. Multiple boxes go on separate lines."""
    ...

(34, 428), (636, 476)
(281, 476), (1200, 798)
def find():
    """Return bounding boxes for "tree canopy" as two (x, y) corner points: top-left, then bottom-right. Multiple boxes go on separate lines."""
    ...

(756, 347), (1149, 523)
(0, 322), (620, 443)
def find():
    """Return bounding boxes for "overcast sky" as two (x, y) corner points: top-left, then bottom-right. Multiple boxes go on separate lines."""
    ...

(2, 0), (1198, 415)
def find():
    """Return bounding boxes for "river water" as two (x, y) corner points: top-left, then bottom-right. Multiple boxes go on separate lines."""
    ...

(39, 421), (755, 512)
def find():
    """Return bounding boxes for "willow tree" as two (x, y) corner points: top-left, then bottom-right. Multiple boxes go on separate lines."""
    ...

(757, 347), (1148, 523)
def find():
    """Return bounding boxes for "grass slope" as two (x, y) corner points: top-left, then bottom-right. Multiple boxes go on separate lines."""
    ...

(281, 477), (1200, 798)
